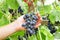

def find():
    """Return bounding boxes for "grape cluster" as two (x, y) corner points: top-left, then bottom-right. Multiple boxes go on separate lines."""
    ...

(22, 13), (38, 36)
(18, 6), (23, 15)
(47, 15), (57, 34)
(48, 21), (57, 34)
(9, 6), (23, 15)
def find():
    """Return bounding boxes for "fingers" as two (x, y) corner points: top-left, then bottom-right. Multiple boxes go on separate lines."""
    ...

(35, 23), (41, 28)
(35, 13), (42, 28)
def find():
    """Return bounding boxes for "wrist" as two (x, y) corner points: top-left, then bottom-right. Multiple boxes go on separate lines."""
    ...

(14, 20), (25, 31)
(12, 21), (19, 31)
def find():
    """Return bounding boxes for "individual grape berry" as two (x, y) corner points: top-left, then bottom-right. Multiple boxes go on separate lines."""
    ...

(30, 21), (36, 25)
(29, 29), (35, 36)
(30, 14), (33, 16)
(25, 14), (30, 18)
(26, 20), (31, 24)
(48, 21), (53, 30)
(27, 25), (34, 29)
(32, 20), (37, 23)
(25, 18), (31, 22)
(27, 28), (31, 31)
(23, 16), (27, 19)
(22, 23), (27, 28)
(27, 29), (33, 34)
(28, 24), (31, 27)
(30, 26), (34, 29)
(50, 29), (57, 34)
(50, 27), (57, 34)
(32, 15), (38, 20)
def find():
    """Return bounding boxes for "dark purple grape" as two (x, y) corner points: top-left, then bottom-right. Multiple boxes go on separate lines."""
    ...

(28, 25), (34, 29)
(29, 29), (35, 35)
(22, 23), (27, 27)
(32, 15), (38, 20)
(25, 14), (30, 18)
(30, 21), (36, 25)
(26, 20), (30, 24)
(50, 29), (57, 34)
(28, 29), (33, 34)
(30, 14), (32, 16)
(27, 28), (31, 31)
(50, 27), (57, 34)
(25, 18), (31, 22)
(28, 25), (31, 28)
(32, 20), (36, 23)
(47, 20), (53, 30)
(30, 26), (34, 29)
(23, 16), (27, 19)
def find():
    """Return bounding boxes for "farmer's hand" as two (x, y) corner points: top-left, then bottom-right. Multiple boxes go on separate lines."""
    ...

(15, 13), (42, 31)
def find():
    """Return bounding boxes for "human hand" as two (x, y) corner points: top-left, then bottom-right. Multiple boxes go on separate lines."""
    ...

(15, 13), (42, 31)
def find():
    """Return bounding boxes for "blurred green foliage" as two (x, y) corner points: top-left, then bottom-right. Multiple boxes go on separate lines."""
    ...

(0, 0), (60, 40)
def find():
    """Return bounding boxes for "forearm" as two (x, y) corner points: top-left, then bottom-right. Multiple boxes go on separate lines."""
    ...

(0, 21), (17, 40)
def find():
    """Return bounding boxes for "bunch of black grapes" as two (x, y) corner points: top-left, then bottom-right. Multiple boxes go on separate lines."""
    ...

(18, 13), (38, 40)
(9, 6), (23, 16)
(48, 21), (57, 34)
(22, 13), (38, 36)
(18, 6), (23, 15)
(47, 15), (57, 34)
